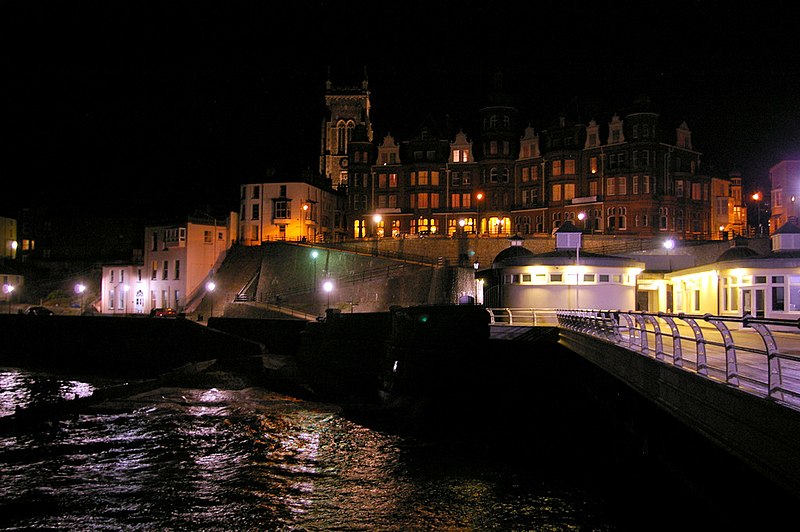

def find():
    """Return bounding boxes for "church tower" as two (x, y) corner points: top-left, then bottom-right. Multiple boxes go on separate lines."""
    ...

(319, 67), (373, 190)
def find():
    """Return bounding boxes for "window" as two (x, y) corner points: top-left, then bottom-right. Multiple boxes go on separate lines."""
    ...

(550, 273), (563, 283)
(162, 260), (168, 280)
(521, 167), (530, 182)
(274, 200), (289, 219)
(564, 159), (575, 174)
(389, 173), (398, 187)
(252, 186), (260, 199)
(251, 204), (259, 220)
(552, 160), (562, 176)
(773, 286), (785, 311)
(590, 157), (598, 174)
(564, 183), (575, 201)
(174, 260), (180, 280)
(617, 177), (627, 195)
(552, 184), (562, 202)
(606, 178), (616, 196)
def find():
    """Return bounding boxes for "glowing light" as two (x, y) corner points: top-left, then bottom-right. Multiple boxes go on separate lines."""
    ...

(206, 281), (216, 292)
(311, 250), (318, 259)
(578, 212), (586, 221)
(75, 283), (86, 294)
(373, 214), (382, 223)
(663, 239), (675, 251)
(322, 280), (333, 293)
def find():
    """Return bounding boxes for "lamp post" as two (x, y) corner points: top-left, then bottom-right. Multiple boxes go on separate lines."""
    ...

(476, 192), (484, 236)
(206, 281), (216, 319)
(664, 238), (675, 271)
(752, 193), (762, 236)
(323, 279), (333, 310)
(311, 249), (319, 291)
(302, 203), (309, 242)
(3, 284), (13, 314)
(75, 283), (86, 315)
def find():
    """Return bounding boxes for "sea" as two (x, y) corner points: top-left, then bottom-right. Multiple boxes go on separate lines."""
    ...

(0, 364), (796, 531)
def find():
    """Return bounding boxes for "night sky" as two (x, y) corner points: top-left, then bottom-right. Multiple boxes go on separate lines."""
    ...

(2, 1), (798, 220)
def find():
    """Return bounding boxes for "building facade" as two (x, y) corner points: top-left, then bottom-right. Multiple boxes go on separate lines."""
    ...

(319, 69), (372, 190)
(478, 223), (645, 310)
(323, 74), (745, 243)
(238, 174), (346, 245)
(100, 213), (235, 315)
(667, 224), (800, 322)
(769, 160), (800, 234)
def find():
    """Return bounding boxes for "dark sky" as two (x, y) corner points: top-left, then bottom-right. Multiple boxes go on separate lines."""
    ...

(2, 1), (799, 220)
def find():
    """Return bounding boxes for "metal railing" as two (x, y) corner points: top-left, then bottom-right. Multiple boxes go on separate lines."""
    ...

(486, 307), (560, 326)
(554, 309), (800, 409)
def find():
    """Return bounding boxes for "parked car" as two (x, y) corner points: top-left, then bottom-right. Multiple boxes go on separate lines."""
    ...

(25, 306), (54, 316)
(149, 307), (178, 318)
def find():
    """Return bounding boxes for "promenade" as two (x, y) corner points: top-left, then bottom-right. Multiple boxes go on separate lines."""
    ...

(490, 308), (800, 498)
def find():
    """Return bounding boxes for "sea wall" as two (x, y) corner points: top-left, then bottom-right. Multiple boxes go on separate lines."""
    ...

(0, 315), (264, 378)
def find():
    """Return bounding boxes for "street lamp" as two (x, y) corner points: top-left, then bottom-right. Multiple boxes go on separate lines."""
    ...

(322, 279), (333, 309)
(476, 192), (484, 235)
(206, 281), (216, 319)
(310, 249), (319, 291)
(752, 192), (762, 236)
(664, 238), (675, 271)
(75, 283), (86, 315)
(578, 211), (586, 232)
(373, 213), (382, 236)
(302, 203), (310, 242)
(3, 284), (14, 314)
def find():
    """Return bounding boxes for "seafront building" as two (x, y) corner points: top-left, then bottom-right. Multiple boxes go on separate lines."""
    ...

(99, 213), (235, 315)
(317, 70), (746, 243)
(477, 222), (645, 310)
(666, 222), (800, 320)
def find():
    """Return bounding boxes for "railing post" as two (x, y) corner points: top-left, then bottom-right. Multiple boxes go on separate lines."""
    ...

(744, 316), (783, 401)
(705, 315), (739, 387)
(634, 313), (649, 355)
(659, 314), (684, 367)
(617, 313), (636, 349)
(680, 316), (708, 376)
(644, 315), (664, 361)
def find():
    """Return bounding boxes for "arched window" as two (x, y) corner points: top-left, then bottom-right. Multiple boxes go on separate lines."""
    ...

(336, 120), (356, 155)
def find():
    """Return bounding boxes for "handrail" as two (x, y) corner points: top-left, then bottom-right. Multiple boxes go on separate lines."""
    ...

(552, 309), (800, 409)
(488, 307), (800, 410)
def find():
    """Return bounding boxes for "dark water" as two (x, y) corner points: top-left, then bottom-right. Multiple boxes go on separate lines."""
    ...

(0, 364), (795, 531)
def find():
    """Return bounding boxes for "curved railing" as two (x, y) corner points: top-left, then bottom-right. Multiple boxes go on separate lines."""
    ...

(485, 307), (560, 326)
(554, 309), (800, 408)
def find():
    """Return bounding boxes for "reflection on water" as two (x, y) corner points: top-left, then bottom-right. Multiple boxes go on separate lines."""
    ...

(0, 368), (97, 417)
(0, 368), (620, 530)
(2, 367), (794, 530)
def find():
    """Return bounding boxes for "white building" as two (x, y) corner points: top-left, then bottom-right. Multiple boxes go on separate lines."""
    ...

(479, 222), (645, 311)
(667, 222), (800, 321)
(100, 212), (236, 315)
(239, 175), (345, 245)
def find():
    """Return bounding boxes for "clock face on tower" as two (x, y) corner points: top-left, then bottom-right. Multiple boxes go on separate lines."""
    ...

(340, 157), (348, 168)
